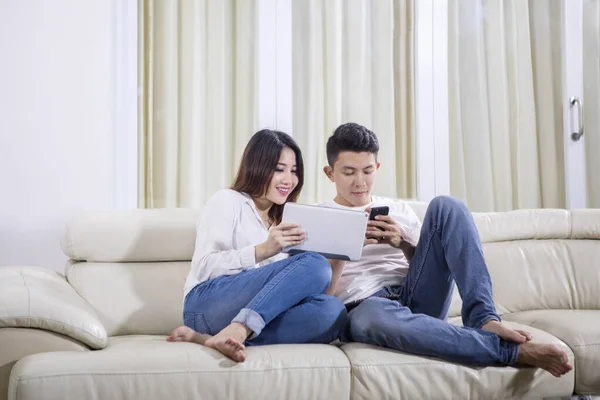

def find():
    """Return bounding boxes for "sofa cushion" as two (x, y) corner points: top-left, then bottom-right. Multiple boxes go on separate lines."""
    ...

(66, 262), (189, 337)
(0, 328), (88, 400)
(502, 310), (600, 394)
(0, 267), (107, 349)
(62, 208), (200, 262)
(473, 209), (570, 242)
(447, 239), (600, 318)
(341, 322), (575, 399)
(9, 336), (351, 400)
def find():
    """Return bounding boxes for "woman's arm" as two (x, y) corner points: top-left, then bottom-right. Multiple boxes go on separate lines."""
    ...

(190, 191), (257, 282)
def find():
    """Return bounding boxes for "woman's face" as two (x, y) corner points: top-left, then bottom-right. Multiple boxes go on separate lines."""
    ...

(264, 146), (299, 205)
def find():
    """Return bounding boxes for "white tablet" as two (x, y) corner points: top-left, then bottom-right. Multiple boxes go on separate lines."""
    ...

(281, 203), (368, 261)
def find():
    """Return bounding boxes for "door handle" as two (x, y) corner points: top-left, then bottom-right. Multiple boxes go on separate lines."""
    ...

(570, 97), (584, 141)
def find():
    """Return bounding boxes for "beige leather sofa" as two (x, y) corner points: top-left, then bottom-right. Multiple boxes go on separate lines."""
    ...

(1, 203), (599, 400)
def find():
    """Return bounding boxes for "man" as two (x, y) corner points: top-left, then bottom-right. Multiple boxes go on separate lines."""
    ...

(322, 122), (572, 377)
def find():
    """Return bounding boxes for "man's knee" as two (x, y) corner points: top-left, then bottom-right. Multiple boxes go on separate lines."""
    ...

(429, 195), (466, 210)
(348, 297), (388, 341)
(317, 294), (346, 318)
(312, 294), (348, 338)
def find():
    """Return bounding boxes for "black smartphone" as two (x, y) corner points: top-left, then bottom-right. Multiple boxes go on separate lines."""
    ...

(369, 206), (390, 220)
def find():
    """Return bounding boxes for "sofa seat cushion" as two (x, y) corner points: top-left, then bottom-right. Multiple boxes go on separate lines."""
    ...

(340, 322), (575, 400)
(0, 328), (88, 400)
(502, 310), (600, 394)
(9, 335), (350, 400)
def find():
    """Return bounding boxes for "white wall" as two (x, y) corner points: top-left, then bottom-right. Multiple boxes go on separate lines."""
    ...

(0, 1), (125, 271)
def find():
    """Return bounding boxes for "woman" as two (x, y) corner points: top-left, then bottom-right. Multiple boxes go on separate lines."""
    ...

(167, 129), (347, 362)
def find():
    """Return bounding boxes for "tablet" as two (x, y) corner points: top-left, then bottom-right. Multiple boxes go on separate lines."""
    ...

(281, 203), (368, 261)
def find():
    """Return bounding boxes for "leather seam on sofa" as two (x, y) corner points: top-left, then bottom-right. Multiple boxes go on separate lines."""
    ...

(348, 353), (577, 369)
(569, 210), (573, 238)
(13, 366), (352, 381)
(61, 227), (77, 262)
(350, 361), (475, 367)
(19, 270), (31, 315)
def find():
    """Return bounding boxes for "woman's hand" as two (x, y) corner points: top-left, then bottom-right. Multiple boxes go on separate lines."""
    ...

(255, 222), (306, 262)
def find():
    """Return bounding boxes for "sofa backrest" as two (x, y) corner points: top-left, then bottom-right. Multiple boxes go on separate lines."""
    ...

(62, 209), (199, 336)
(449, 208), (600, 317)
(61, 204), (600, 336)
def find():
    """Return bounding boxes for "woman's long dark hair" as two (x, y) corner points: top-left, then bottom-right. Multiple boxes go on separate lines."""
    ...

(231, 129), (304, 224)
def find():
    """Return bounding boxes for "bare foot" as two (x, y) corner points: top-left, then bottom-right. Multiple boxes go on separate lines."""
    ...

(517, 342), (573, 377)
(482, 320), (532, 344)
(166, 325), (211, 345)
(204, 322), (250, 363)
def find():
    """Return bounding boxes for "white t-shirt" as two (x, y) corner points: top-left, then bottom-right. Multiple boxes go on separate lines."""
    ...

(320, 196), (422, 304)
(183, 189), (287, 298)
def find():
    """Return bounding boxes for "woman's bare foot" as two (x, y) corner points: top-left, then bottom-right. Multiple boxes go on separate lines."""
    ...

(166, 326), (212, 345)
(482, 320), (532, 343)
(517, 342), (573, 377)
(204, 322), (251, 363)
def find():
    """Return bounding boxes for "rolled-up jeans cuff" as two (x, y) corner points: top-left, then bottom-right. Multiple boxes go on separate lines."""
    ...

(503, 341), (520, 366)
(232, 308), (265, 340)
(476, 314), (501, 329)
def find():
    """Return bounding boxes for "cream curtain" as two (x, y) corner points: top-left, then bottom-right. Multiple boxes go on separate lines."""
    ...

(292, 0), (416, 204)
(138, 0), (258, 208)
(584, 0), (600, 208)
(449, 0), (566, 212)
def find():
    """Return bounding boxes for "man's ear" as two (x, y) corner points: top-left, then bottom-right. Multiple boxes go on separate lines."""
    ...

(323, 165), (334, 182)
(376, 162), (381, 170)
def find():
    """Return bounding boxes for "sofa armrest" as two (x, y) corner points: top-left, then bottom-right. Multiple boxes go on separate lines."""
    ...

(0, 267), (107, 350)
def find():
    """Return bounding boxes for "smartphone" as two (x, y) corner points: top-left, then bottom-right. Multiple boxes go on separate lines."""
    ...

(369, 206), (390, 220)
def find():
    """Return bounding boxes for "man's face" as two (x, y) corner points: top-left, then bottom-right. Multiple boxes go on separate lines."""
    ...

(324, 151), (380, 207)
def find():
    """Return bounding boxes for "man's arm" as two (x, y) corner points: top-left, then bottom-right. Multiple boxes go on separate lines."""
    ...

(398, 241), (415, 262)
(326, 259), (346, 295)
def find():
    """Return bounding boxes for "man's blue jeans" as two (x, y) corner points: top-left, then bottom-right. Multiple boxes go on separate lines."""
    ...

(346, 196), (520, 365)
(184, 252), (347, 345)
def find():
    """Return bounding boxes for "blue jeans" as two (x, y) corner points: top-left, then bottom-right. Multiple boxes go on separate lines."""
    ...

(184, 252), (347, 346)
(346, 196), (520, 366)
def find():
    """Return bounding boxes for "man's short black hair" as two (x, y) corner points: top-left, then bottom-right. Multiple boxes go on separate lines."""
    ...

(326, 122), (380, 166)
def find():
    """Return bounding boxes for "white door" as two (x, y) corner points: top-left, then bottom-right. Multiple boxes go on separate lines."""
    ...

(421, 0), (597, 211)
(562, 0), (588, 209)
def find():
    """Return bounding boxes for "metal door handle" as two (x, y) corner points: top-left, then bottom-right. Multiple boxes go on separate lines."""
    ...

(570, 97), (584, 141)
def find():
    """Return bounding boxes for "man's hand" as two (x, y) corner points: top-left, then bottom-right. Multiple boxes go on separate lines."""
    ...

(366, 215), (405, 248)
(363, 207), (380, 246)
(364, 236), (379, 246)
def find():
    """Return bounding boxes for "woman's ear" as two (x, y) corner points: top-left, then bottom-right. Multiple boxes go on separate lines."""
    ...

(323, 165), (334, 182)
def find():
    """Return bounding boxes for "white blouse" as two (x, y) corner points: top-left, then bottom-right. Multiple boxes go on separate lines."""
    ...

(183, 189), (287, 297)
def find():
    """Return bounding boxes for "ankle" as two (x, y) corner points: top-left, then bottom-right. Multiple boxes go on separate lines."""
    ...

(229, 322), (252, 340)
(194, 333), (212, 345)
(516, 342), (532, 364)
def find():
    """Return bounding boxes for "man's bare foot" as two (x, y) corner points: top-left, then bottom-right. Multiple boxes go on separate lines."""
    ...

(517, 342), (573, 377)
(482, 320), (532, 343)
(204, 322), (251, 363)
(166, 326), (212, 345)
